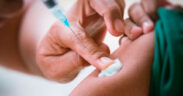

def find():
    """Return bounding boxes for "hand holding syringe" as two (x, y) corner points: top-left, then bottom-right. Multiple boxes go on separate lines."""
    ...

(42, 0), (123, 76)
(41, 0), (124, 78)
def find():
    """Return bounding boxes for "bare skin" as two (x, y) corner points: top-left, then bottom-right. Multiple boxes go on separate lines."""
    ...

(0, 0), (33, 73)
(70, 31), (154, 96)
(0, 0), (169, 83)
(0, 1), (155, 95)
(0, 0), (126, 82)
(19, 0), (110, 81)
(0, 0), (156, 84)
(0, 11), (27, 72)
(0, 0), (181, 95)
(21, 0), (153, 82)
(70, 0), (182, 95)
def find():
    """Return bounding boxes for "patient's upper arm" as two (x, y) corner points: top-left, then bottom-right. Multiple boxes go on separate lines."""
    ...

(70, 32), (154, 96)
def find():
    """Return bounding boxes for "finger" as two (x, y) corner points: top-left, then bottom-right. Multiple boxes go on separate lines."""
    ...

(114, 36), (131, 57)
(81, 43), (110, 67)
(37, 41), (86, 83)
(99, 43), (110, 54)
(82, 43), (110, 66)
(71, 26), (113, 70)
(90, 0), (125, 36)
(141, 0), (158, 21)
(119, 34), (125, 45)
(60, 22), (114, 70)
(119, 36), (132, 48)
(124, 18), (143, 40)
(129, 3), (154, 33)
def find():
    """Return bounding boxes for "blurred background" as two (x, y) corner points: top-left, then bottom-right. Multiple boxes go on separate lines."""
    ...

(0, 0), (180, 96)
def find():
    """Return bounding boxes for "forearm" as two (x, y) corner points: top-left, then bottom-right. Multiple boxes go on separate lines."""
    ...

(19, 0), (56, 75)
(71, 32), (154, 96)
(0, 13), (28, 73)
(0, 0), (33, 73)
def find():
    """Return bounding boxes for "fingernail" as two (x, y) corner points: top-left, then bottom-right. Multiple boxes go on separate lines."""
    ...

(97, 57), (114, 70)
(114, 19), (124, 35)
(142, 22), (154, 33)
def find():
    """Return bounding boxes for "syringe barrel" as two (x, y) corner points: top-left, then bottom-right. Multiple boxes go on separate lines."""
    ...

(50, 5), (70, 27)
(43, 0), (70, 27)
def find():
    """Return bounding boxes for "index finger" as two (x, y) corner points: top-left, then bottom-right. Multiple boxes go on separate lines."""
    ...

(90, 0), (125, 36)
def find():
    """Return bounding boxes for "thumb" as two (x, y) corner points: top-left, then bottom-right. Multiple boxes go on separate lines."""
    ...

(68, 24), (114, 70)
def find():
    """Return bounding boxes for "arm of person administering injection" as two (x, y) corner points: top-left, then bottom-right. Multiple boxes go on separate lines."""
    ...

(19, 0), (129, 82)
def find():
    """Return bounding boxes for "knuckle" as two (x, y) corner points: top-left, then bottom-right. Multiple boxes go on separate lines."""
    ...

(87, 47), (105, 60)
(75, 31), (87, 41)
(72, 52), (85, 67)
(88, 47), (99, 56)
(124, 18), (131, 25)
(51, 21), (61, 31)
(49, 21), (62, 37)
(128, 3), (139, 14)
(104, 4), (121, 15)
(35, 56), (60, 81)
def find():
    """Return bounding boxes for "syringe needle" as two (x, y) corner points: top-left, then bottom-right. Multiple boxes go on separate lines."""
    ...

(69, 27), (87, 48)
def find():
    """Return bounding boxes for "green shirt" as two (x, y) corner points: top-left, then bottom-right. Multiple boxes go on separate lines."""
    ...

(150, 8), (183, 96)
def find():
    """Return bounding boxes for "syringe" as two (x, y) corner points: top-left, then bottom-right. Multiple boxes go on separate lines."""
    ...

(42, 0), (86, 48)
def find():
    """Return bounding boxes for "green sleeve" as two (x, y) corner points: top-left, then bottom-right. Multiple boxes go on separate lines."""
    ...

(150, 8), (183, 96)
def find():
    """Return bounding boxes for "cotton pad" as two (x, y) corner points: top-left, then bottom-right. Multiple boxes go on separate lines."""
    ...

(98, 59), (122, 77)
